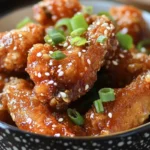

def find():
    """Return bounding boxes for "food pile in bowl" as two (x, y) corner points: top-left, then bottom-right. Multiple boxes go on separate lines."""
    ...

(0, 0), (150, 137)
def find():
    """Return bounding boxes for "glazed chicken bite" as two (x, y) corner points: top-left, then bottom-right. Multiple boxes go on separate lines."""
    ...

(0, 23), (44, 72)
(1, 78), (85, 136)
(33, 0), (81, 26)
(100, 48), (150, 88)
(85, 71), (150, 136)
(110, 5), (149, 44)
(26, 16), (118, 110)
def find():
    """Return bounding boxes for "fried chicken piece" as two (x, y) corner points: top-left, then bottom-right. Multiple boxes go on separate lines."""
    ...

(0, 23), (44, 72)
(85, 71), (150, 136)
(1, 78), (85, 136)
(110, 5), (149, 44)
(26, 16), (118, 110)
(99, 48), (150, 88)
(33, 0), (81, 26)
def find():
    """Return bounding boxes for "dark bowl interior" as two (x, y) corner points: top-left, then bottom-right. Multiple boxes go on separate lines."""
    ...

(0, 0), (150, 150)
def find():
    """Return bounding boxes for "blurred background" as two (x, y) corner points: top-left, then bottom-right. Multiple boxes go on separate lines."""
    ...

(0, 0), (150, 17)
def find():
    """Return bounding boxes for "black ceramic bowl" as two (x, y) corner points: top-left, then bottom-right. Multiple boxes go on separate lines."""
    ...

(0, 0), (150, 150)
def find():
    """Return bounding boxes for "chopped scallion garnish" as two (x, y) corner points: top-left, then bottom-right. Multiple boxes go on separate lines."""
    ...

(55, 18), (73, 34)
(82, 6), (93, 15)
(47, 29), (66, 45)
(71, 28), (86, 37)
(137, 39), (150, 52)
(16, 17), (33, 29)
(71, 36), (87, 46)
(50, 50), (66, 60)
(97, 35), (107, 43)
(99, 88), (115, 102)
(67, 108), (84, 126)
(70, 13), (88, 30)
(44, 35), (53, 45)
(116, 32), (133, 50)
(98, 11), (114, 22)
(93, 99), (104, 113)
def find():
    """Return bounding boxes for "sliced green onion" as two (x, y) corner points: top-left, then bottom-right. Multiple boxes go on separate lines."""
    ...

(50, 50), (66, 60)
(70, 13), (88, 30)
(67, 108), (84, 126)
(16, 17), (33, 29)
(55, 18), (73, 34)
(98, 11), (114, 22)
(71, 28), (86, 37)
(44, 35), (53, 45)
(97, 35), (107, 43)
(99, 88), (115, 102)
(71, 36), (87, 46)
(47, 29), (66, 45)
(137, 39), (150, 52)
(82, 6), (93, 15)
(116, 32), (133, 50)
(93, 99), (104, 113)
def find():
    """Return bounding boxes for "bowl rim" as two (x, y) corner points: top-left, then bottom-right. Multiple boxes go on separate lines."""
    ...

(0, 0), (150, 140)
(0, 121), (150, 140)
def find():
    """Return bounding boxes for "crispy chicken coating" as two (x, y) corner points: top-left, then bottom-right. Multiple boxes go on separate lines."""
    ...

(0, 23), (44, 72)
(100, 48), (150, 88)
(26, 16), (118, 110)
(110, 5), (149, 44)
(33, 0), (81, 26)
(1, 78), (85, 136)
(85, 71), (150, 136)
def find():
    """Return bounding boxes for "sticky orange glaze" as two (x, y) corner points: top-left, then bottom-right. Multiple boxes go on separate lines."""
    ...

(85, 71), (150, 136)
(33, 0), (82, 26)
(100, 48), (150, 88)
(0, 23), (44, 72)
(1, 78), (85, 136)
(26, 16), (118, 110)
(110, 5), (149, 44)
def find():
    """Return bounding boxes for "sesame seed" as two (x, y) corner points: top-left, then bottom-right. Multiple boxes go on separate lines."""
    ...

(145, 74), (150, 83)
(19, 34), (22, 38)
(108, 112), (112, 118)
(45, 72), (50, 76)
(68, 62), (72, 66)
(37, 73), (42, 78)
(63, 42), (68, 47)
(0, 43), (4, 48)
(49, 60), (53, 66)
(78, 52), (82, 57)
(13, 46), (17, 50)
(59, 92), (67, 98)
(101, 23), (108, 27)
(48, 80), (54, 84)
(58, 65), (62, 68)
(119, 54), (125, 58)
(85, 84), (89, 90)
(104, 29), (108, 36)
(110, 24), (115, 30)
(68, 51), (72, 54)
(36, 52), (42, 57)
(82, 49), (86, 52)
(78, 88), (81, 92)
(58, 71), (64, 77)
(112, 60), (118, 66)
(58, 118), (64, 122)
(67, 45), (72, 49)
(87, 59), (91, 65)
(54, 82), (57, 86)
(96, 21), (100, 25)
(49, 51), (53, 54)
(54, 133), (60, 137)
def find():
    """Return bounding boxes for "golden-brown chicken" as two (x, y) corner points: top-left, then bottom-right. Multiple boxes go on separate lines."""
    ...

(26, 16), (118, 110)
(110, 5), (149, 44)
(1, 78), (85, 136)
(0, 23), (44, 72)
(85, 71), (150, 136)
(33, 0), (82, 26)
